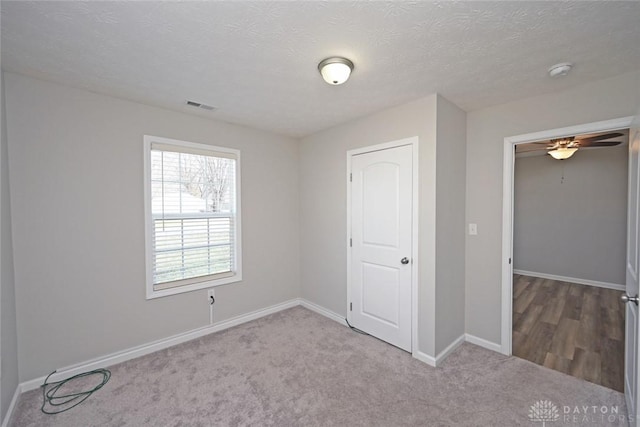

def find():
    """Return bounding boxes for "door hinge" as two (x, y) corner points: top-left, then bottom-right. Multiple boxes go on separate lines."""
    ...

(350, 238), (352, 247)
(350, 173), (352, 182)
(509, 258), (512, 265)
(350, 302), (352, 311)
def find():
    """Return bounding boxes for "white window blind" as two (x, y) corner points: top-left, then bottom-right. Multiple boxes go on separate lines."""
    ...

(144, 136), (241, 297)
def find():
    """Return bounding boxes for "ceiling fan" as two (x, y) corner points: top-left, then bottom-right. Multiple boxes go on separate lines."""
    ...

(516, 132), (624, 160)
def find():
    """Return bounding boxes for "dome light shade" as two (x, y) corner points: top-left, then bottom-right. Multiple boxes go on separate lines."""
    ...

(548, 147), (578, 160)
(318, 57), (354, 85)
(548, 62), (573, 78)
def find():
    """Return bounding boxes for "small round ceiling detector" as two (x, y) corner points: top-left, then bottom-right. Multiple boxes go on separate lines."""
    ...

(548, 62), (573, 78)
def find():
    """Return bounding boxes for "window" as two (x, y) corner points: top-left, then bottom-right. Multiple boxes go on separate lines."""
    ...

(144, 136), (241, 299)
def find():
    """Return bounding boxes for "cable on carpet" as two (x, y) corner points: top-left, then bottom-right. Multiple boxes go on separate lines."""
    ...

(345, 317), (370, 335)
(41, 368), (111, 414)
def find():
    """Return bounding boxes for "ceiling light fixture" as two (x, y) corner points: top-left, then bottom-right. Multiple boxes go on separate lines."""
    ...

(548, 147), (578, 160)
(548, 62), (573, 78)
(318, 57), (354, 85)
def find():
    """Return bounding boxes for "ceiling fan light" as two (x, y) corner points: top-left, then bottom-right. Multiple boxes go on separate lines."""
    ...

(318, 57), (354, 85)
(548, 147), (578, 160)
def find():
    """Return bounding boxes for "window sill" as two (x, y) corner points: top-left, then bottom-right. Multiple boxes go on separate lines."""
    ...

(145, 273), (242, 300)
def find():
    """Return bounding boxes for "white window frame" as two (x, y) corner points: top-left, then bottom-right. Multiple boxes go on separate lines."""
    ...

(143, 135), (242, 299)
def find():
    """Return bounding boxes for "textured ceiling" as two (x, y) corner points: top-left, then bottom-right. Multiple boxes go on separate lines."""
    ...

(2, 1), (640, 137)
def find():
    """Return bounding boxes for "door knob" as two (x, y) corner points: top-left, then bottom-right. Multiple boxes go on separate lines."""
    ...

(621, 294), (639, 305)
(401, 257), (410, 265)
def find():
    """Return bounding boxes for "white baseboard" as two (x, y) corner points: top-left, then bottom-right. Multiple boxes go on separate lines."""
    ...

(14, 295), (501, 400)
(412, 350), (436, 367)
(435, 334), (465, 366)
(299, 299), (346, 326)
(302, 298), (452, 369)
(209, 299), (300, 333)
(300, 299), (464, 370)
(513, 269), (625, 291)
(21, 298), (301, 392)
(411, 335), (465, 368)
(465, 333), (502, 353)
(1, 385), (20, 427)
(413, 335), (502, 369)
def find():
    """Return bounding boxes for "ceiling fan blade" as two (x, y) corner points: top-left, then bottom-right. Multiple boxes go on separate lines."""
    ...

(578, 132), (624, 144)
(579, 141), (622, 147)
(515, 145), (549, 153)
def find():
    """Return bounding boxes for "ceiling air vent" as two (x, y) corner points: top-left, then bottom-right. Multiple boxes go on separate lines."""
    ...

(185, 100), (216, 111)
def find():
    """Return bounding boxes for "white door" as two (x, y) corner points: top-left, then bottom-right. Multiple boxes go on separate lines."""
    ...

(625, 119), (640, 424)
(349, 144), (413, 351)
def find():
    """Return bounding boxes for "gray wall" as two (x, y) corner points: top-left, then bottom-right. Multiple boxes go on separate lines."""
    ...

(1, 72), (19, 419)
(466, 71), (640, 345)
(6, 65), (637, 388)
(434, 96), (467, 354)
(514, 144), (628, 285)
(300, 95), (438, 356)
(299, 94), (467, 357)
(4, 73), (301, 382)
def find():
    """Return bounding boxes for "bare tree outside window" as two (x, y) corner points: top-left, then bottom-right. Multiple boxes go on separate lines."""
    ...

(200, 157), (233, 213)
(180, 155), (234, 213)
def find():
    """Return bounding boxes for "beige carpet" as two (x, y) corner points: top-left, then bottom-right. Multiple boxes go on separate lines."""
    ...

(10, 306), (627, 426)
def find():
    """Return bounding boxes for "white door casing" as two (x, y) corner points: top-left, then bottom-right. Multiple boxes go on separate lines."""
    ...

(348, 142), (413, 352)
(501, 116), (635, 356)
(502, 116), (638, 424)
(624, 117), (640, 424)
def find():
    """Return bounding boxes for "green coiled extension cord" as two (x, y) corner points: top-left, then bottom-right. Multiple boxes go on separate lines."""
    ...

(41, 369), (111, 414)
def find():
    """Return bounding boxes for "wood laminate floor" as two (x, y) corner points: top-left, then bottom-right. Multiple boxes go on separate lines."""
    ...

(512, 274), (625, 392)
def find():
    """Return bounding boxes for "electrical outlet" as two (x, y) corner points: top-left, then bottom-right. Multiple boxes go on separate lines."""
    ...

(208, 289), (215, 324)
